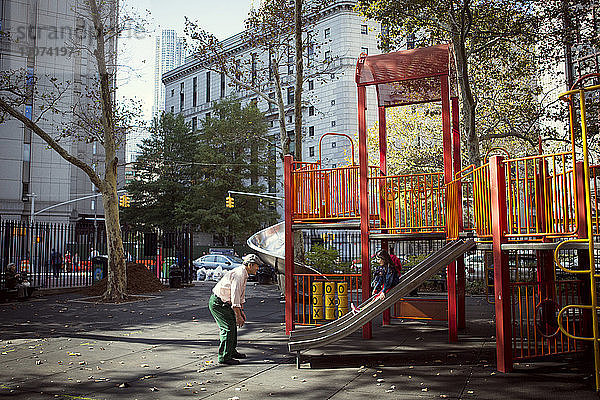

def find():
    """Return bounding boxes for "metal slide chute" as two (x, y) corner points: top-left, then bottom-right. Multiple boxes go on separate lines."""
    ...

(288, 239), (476, 353)
(247, 223), (325, 291)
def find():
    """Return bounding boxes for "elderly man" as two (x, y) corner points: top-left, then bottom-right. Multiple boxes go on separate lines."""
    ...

(208, 253), (260, 365)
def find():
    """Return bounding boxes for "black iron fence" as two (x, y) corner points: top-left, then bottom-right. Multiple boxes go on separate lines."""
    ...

(0, 220), (193, 290)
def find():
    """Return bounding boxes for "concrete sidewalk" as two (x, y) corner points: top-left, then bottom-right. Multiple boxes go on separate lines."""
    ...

(0, 283), (597, 399)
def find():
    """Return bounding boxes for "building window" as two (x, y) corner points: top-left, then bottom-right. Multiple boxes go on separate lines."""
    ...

(171, 106), (174, 113)
(287, 86), (294, 105)
(92, 142), (97, 155)
(309, 126), (314, 137)
(308, 80), (314, 90)
(179, 82), (184, 112)
(331, 99), (336, 106)
(309, 106), (315, 116)
(192, 117), (197, 131)
(193, 77), (197, 107)
(325, 51), (331, 61)
(288, 115), (293, 123)
(332, 141), (336, 148)
(361, 47), (368, 55)
(220, 73), (226, 98)
(361, 25), (368, 35)
(331, 121), (336, 127)
(206, 112), (211, 120)
(251, 53), (257, 85)
(206, 71), (211, 103)
(268, 92), (275, 111)
(332, 163), (337, 168)
(91, 199), (95, 211)
(309, 146), (315, 157)
(324, 28), (330, 38)
(171, 89), (174, 97)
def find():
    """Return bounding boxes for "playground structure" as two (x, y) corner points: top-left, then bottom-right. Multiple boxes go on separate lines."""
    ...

(278, 44), (600, 388)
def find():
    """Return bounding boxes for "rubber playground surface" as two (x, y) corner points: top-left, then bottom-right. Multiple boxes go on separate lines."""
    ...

(0, 282), (597, 399)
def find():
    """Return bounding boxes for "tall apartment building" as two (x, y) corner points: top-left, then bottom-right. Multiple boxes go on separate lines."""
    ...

(0, 0), (124, 223)
(152, 29), (185, 120)
(162, 1), (384, 203)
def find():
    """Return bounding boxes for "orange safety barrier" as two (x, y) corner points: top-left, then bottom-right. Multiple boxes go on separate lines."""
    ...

(504, 152), (576, 238)
(370, 172), (445, 234)
(291, 163), (379, 222)
(511, 280), (583, 360)
(293, 273), (361, 326)
(446, 163), (492, 239)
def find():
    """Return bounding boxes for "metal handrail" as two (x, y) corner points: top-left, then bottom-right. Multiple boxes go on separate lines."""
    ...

(318, 133), (355, 166)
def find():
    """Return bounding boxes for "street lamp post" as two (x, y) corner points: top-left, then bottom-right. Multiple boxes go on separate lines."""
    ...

(26, 193), (37, 224)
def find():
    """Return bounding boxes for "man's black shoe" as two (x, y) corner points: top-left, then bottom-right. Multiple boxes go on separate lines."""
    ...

(219, 358), (240, 365)
(232, 352), (246, 359)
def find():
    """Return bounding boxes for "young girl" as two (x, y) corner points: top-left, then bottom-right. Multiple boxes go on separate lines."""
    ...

(371, 249), (400, 300)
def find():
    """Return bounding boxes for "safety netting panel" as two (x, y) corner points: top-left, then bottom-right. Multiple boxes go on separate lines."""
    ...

(356, 43), (457, 107)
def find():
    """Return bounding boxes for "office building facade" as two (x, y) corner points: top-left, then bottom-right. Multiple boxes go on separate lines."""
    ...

(162, 1), (384, 202)
(0, 0), (124, 223)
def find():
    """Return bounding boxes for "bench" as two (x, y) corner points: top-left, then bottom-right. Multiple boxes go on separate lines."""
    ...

(0, 286), (37, 302)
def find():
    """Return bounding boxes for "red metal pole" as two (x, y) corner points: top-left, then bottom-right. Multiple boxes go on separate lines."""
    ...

(452, 96), (466, 330)
(442, 75), (457, 342)
(358, 85), (372, 339)
(489, 155), (512, 372)
(284, 155), (295, 335)
(379, 106), (391, 326)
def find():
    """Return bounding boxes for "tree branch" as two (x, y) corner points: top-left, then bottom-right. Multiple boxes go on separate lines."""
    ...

(0, 97), (103, 189)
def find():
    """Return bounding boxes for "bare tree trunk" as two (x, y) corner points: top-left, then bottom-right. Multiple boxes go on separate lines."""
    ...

(101, 183), (126, 301)
(272, 58), (290, 156)
(452, 35), (480, 166)
(293, 0), (303, 162)
(89, 0), (127, 301)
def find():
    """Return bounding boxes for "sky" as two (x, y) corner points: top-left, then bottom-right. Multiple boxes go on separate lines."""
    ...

(118, 0), (253, 115)
(118, 0), (253, 159)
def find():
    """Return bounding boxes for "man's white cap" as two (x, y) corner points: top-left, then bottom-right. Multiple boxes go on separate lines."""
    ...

(243, 254), (261, 265)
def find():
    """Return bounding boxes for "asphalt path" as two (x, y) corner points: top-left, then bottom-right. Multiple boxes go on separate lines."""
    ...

(0, 283), (598, 399)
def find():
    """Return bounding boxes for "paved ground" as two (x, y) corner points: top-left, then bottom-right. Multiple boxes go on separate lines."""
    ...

(0, 283), (598, 399)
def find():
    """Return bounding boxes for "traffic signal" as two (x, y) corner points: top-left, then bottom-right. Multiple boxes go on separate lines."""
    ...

(119, 194), (131, 207)
(225, 196), (234, 208)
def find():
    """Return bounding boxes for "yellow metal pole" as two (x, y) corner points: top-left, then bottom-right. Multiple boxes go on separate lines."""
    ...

(578, 89), (599, 391)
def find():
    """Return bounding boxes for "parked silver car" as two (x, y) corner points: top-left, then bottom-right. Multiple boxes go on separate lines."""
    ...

(193, 254), (257, 281)
(193, 254), (244, 271)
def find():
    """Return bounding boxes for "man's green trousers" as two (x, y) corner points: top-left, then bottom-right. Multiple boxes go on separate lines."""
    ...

(208, 293), (237, 362)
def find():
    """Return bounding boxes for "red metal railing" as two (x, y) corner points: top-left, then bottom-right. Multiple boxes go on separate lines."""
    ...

(370, 172), (446, 233)
(293, 273), (361, 326)
(591, 165), (599, 237)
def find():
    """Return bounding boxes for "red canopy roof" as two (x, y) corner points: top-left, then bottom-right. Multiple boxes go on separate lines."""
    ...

(355, 43), (457, 107)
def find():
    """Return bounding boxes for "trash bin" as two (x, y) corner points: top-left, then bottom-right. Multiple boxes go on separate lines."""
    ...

(92, 256), (108, 283)
(169, 265), (182, 288)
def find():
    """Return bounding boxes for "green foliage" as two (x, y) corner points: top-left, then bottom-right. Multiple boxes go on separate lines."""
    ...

(123, 100), (278, 245)
(123, 113), (200, 229)
(181, 98), (278, 245)
(356, 0), (597, 164)
(306, 245), (339, 274)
